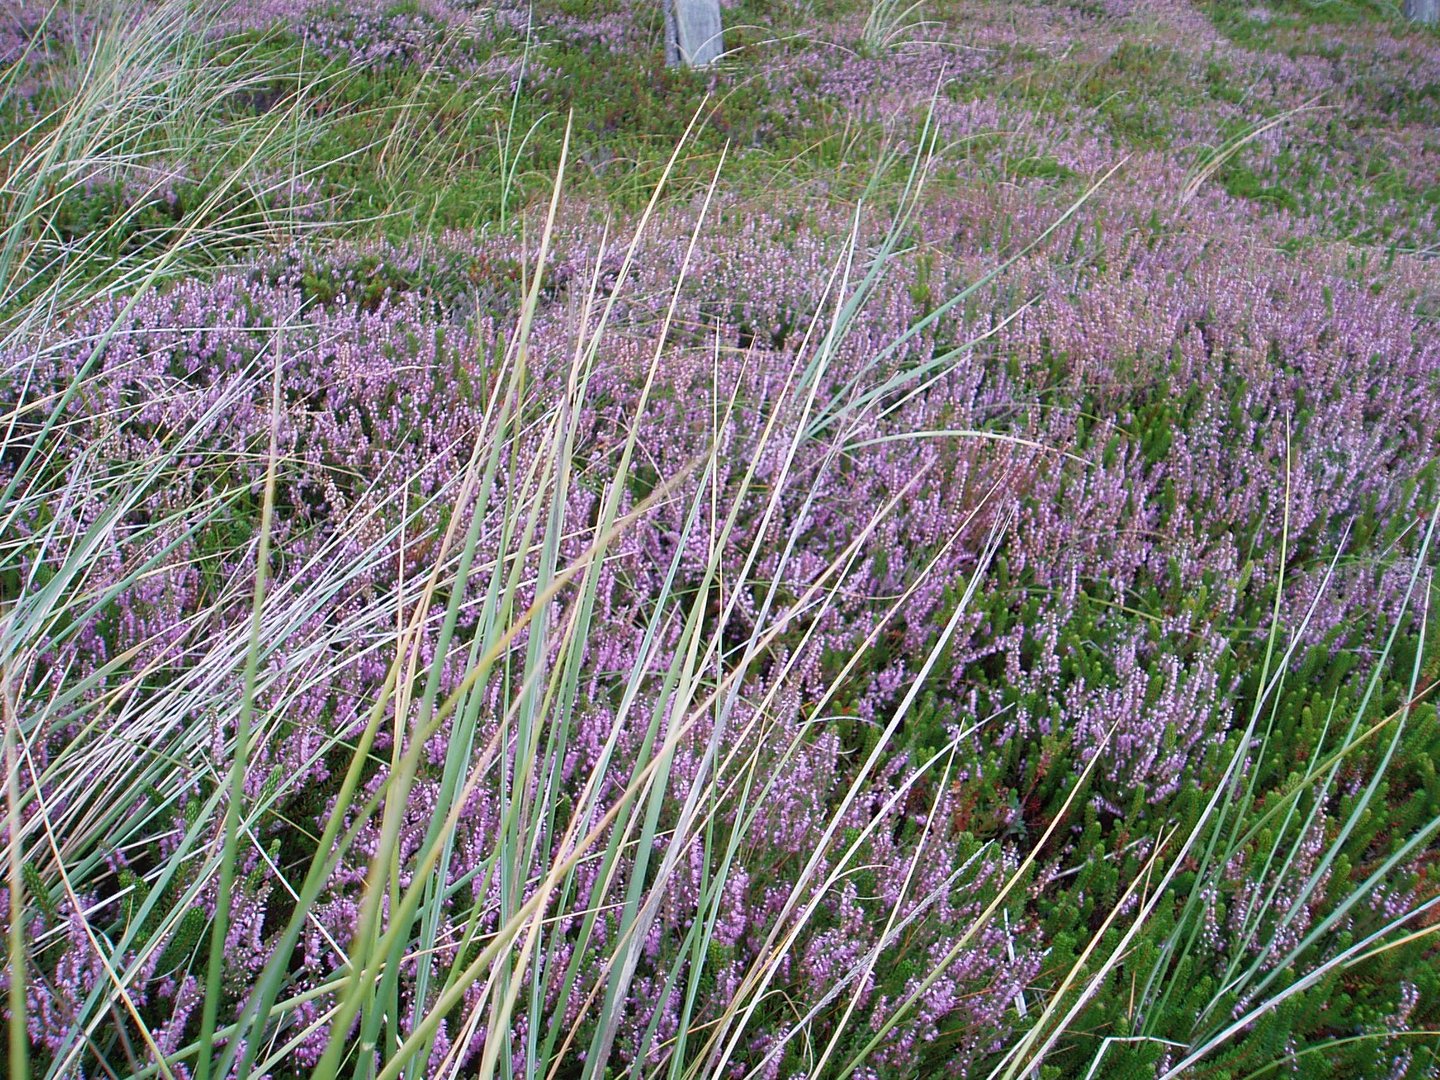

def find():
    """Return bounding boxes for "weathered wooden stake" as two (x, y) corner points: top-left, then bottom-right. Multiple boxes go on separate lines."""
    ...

(1406, 0), (1439, 22)
(664, 0), (725, 68)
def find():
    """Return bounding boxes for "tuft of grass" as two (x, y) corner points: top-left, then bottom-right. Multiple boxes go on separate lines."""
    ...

(4, 2), (1440, 1078)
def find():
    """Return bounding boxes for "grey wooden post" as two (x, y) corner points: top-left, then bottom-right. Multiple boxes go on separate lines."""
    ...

(664, 0), (724, 67)
(1406, 0), (1438, 22)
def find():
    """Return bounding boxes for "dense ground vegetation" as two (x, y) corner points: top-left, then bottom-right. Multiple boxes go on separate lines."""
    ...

(2, 0), (1439, 1076)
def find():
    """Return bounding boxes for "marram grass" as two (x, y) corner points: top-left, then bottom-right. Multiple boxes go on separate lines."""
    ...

(3, 1), (1440, 1078)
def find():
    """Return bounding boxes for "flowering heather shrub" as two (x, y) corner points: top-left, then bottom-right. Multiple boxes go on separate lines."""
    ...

(0, 0), (94, 82)
(3, 215), (1034, 1074)
(6, 169), (1440, 1072)
(213, 0), (507, 68)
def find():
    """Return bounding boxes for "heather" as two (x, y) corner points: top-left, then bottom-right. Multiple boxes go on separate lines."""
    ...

(2, 0), (1439, 1077)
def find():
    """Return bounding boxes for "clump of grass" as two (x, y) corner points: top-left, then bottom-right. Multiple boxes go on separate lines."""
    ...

(4, 1), (1440, 1078)
(860, 0), (936, 54)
